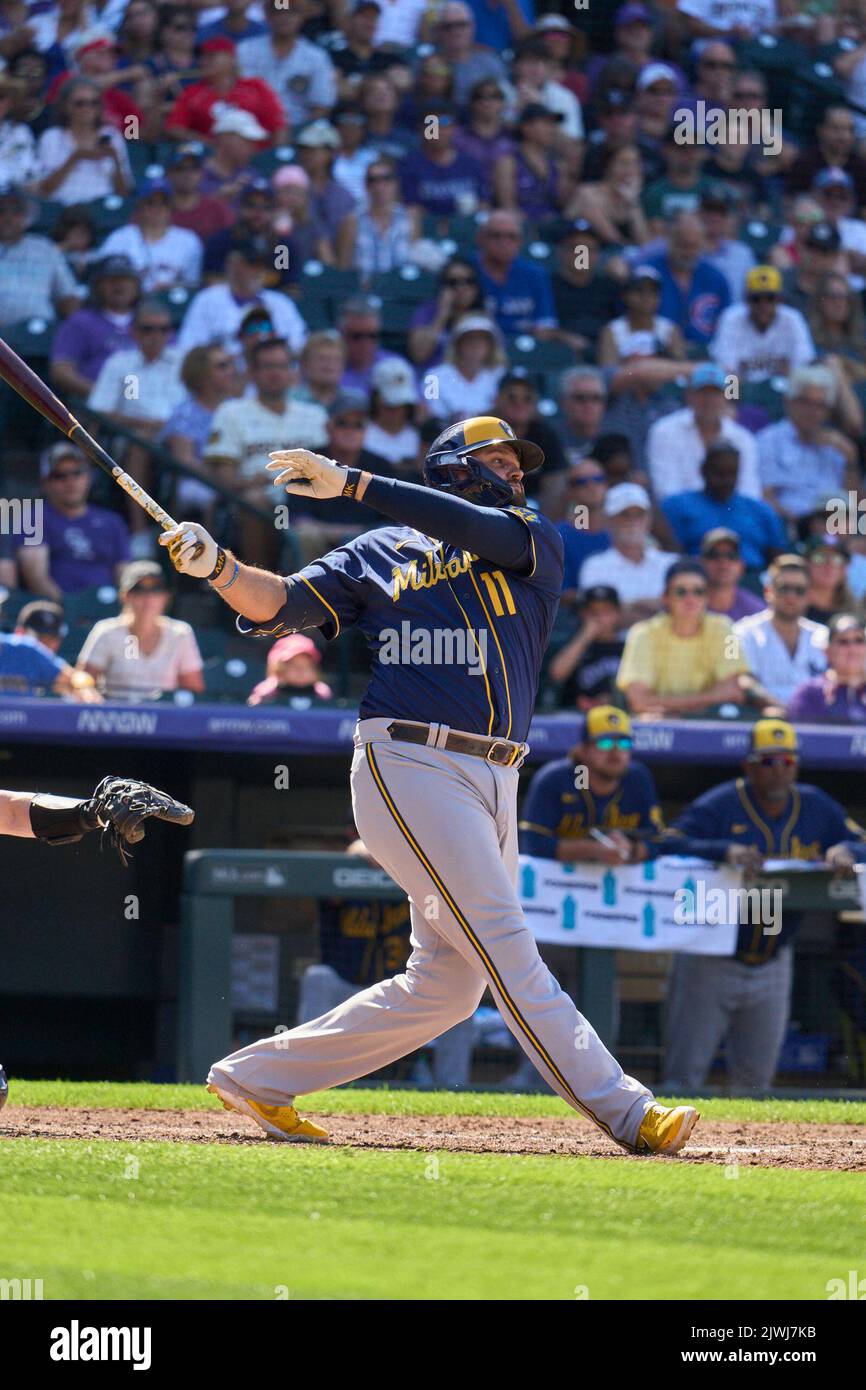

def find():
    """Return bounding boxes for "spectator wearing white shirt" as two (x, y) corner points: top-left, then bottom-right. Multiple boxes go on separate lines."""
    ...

(204, 337), (327, 567)
(710, 264), (815, 385)
(88, 299), (184, 433)
(238, 3), (337, 131)
(0, 75), (38, 187)
(30, 1), (97, 57)
(733, 556), (828, 706)
(99, 182), (203, 293)
(363, 358), (420, 473)
(35, 77), (132, 206)
(511, 37), (584, 147)
(88, 298), (185, 546)
(176, 240), (307, 360)
(77, 559), (204, 702)
(578, 483), (676, 627)
(645, 362), (762, 500)
(0, 187), (82, 328)
(757, 365), (855, 522)
(425, 314), (506, 422)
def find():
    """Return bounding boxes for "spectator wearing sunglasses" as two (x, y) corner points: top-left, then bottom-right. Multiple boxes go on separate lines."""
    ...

(15, 443), (130, 600)
(661, 719), (866, 1096)
(616, 558), (751, 718)
(709, 265), (815, 385)
(399, 102), (486, 221)
(454, 80), (514, 195)
(519, 705), (664, 866)
(802, 535), (860, 626)
(700, 529), (765, 622)
(787, 614), (866, 723)
(87, 299), (184, 437)
(77, 560), (204, 702)
(337, 295), (412, 395)
(433, 3), (509, 110)
(557, 458), (610, 597)
(408, 257), (484, 370)
(732, 556), (828, 706)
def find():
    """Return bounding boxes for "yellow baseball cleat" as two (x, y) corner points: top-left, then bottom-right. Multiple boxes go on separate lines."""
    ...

(635, 1103), (699, 1155)
(208, 1084), (329, 1143)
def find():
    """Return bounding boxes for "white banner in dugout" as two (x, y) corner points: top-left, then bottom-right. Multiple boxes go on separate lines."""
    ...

(518, 855), (744, 955)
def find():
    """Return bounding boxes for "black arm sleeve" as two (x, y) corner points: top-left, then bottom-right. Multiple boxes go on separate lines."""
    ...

(360, 475), (532, 570)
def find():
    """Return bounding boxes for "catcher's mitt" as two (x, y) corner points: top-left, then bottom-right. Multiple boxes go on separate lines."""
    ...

(30, 776), (195, 865)
(80, 776), (195, 866)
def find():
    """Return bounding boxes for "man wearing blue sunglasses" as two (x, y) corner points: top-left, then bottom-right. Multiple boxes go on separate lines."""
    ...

(519, 704), (664, 865)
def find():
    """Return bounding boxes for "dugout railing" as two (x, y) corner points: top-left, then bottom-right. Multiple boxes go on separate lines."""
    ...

(178, 848), (862, 1085)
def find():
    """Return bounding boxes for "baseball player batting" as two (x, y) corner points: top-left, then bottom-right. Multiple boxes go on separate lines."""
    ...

(161, 416), (698, 1155)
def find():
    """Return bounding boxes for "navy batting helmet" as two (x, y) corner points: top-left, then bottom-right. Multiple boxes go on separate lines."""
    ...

(423, 416), (544, 509)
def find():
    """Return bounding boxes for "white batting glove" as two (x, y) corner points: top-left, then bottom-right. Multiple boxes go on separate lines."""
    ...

(159, 522), (218, 578)
(267, 449), (349, 500)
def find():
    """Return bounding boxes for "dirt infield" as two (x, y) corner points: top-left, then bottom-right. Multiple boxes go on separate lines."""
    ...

(3, 1106), (866, 1169)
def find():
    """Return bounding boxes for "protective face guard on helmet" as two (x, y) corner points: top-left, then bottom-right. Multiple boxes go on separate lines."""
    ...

(426, 450), (515, 508)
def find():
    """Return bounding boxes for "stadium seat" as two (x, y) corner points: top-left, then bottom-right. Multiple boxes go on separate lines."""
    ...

(740, 218), (782, 261)
(29, 199), (66, 238)
(90, 194), (136, 235)
(368, 265), (437, 306)
(0, 317), (54, 360)
(507, 334), (575, 374)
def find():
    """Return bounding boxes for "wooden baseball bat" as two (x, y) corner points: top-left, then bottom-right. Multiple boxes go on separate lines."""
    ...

(0, 335), (178, 532)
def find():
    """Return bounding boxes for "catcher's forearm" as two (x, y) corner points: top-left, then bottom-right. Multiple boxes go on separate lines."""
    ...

(28, 792), (95, 846)
(0, 790), (38, 838)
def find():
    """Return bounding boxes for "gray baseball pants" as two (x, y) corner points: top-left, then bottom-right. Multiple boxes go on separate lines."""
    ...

(209, 719), (654, 1148)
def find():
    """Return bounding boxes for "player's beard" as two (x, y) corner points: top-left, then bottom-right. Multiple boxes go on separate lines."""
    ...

(510, 480), (526, 504)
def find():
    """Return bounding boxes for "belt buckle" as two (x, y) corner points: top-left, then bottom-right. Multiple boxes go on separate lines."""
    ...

(485, 740), (512, 766)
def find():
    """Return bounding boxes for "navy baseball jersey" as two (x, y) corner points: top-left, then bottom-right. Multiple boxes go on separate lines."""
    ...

(240, 506), (564, 743)
(318, 896), (411, 987)
(519, 757), (664, 858)
(667, 777), (866, 963)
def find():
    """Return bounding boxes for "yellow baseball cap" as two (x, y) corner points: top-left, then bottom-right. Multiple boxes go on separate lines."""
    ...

(585, 706), (633, 740)
(750, 719), (798, 754)
(746, 265), (782, 295)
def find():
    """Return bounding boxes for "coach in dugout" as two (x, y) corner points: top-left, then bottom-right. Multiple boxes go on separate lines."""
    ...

(510, 704), (666, 1090)
(660, 719), (866, 1096)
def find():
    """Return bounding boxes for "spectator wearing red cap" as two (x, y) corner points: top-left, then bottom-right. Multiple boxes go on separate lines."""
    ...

(46, 31), (145, 134)
(165, 36), (286, 145)
(247, 635), (333, 707)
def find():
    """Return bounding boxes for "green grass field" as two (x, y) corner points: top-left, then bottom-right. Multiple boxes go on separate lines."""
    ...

(3, 1082), (865, 1300)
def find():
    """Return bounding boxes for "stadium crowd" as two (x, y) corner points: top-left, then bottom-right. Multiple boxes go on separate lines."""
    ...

(2, 0), (866, 720)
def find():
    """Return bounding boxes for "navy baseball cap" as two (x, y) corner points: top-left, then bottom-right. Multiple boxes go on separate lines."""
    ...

(329, 389), (369, 418)
(17, 601), (68, 640)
